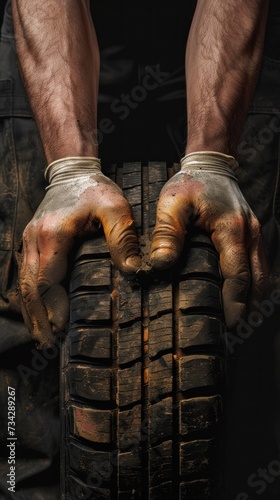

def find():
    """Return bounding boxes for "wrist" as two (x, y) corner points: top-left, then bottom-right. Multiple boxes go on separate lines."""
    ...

(45, 156), (102, 187)
(185, 139), (237, 159)
(43, 127), (99, 165)
(180, 151), (239, 181)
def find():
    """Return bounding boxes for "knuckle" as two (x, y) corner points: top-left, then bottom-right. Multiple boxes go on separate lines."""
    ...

(237, 269), (251, 285)
(114, 199), (131, 214)
(234, 213), (247, 231)
(38, 221), (55, 241)
(216, 214), (247, 239)
(38, 217), (68, 245)
(19, 279), (35, 303)
(37, 279), (51, 296)
(250, 217), (262, 237)
(224, 273), (250, 300)
(22, 222), (35, 241)
(105, 201), (133, 222)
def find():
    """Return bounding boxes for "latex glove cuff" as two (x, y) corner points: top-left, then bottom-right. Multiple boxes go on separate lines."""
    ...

(44, 156), (102, 188)
(180, 151), (239, 182)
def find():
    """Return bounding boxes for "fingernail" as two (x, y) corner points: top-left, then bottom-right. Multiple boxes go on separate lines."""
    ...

(150, 248), (177, 269)
(124, 255), (142, 272)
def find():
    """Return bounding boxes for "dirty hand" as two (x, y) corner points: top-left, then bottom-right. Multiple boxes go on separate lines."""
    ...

(18, 157), (141, 349)
(150, 151), (269, 329)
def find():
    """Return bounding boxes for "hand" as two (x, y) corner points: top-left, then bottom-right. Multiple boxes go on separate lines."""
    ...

(150, 152), (269, 329)
(18, 157), (141, 349)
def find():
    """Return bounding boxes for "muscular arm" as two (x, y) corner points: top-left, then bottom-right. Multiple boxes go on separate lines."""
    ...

(12, 0), (140, 348)
(12, 0), (99, 161)
(151, 0), (270, 328)
(185, 0), (269, 155)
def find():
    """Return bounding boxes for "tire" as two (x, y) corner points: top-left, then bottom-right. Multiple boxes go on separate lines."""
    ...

(61, 162), (226, 500)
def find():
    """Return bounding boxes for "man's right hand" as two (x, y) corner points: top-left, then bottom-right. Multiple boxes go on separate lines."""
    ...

(18, 157), (141, 349)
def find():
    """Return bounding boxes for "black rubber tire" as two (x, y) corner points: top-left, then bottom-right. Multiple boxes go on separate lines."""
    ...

(61, 162), (226, 500)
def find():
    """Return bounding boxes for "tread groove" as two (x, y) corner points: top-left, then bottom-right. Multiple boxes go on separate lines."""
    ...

(111, 164), (121, 498)
(141, 164), (150, 499)
(173, 281), (180, 499)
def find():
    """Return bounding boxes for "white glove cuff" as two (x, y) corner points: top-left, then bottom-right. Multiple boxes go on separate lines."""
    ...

(180, 151), (238, 182)
(44, 157), (102, 187)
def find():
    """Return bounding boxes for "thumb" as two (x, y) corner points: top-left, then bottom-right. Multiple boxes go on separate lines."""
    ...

(150, 191), (191, 269)
(100, 204), (141, 273)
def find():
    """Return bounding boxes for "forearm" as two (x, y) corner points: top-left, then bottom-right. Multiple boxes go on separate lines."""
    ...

(12, 0), (100, 163)
(185, 0), (269, 156)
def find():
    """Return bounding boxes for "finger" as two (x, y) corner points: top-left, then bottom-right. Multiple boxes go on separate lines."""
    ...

(37, 227), (71, 332)
(42, 285), (69, 332)
(150, 190), (192, 269)
(211, 217), (251, 330)
(98, 198), (141, 273)
(248, 220), (270, 307)
(19, 293), (34, 335)
(19, 227), (54, 349)
(16, 240), (34, 333)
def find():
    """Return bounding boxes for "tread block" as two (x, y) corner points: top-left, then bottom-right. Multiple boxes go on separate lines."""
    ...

(148, 181), (166, 202)
(150, 354), (173, 400)
(179, 396), (223, 436)
(123, 162), (141, 174)
(68, 440), (111, 483)
(180, 248), (221, 281)
(180, 479), (220, 499)
(119, 450), (142, 491)
(122, 185), (141, 205)
(69, 405), (112, 443)
(150, 398), (173, 445)
(70, 260), (111, 292)
(118, 277), (141, 324)
(70, 293), (111, 322)
(118, 362), (141, 406)
(188, 231), (214, 247)
(149, 283), (172, 317)
(148, 162), (168, 183)
(179, 355), (224, 392)
(122, 171), (141, 189)
(118, 492), (142, 500)
(131, 204), (142, 230)
(118, 322), (142, 365)
(68, 364), (111, 401)
(179, 438), (219, 477)
(179, 280), (222, 313)
(149, 314), (173, 357)
(149, 201), (158, 230)
(150, 482), (172, 500)
(150, 440), (172, 487)
(119, 405), (142, 451)
(74, 237), (109, 261)
(178, 316), (223, 350)
(68, 327), (111, 359)
(68, 475), (110, 499)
